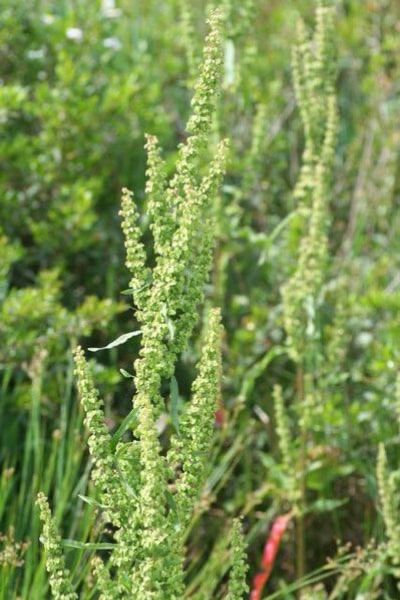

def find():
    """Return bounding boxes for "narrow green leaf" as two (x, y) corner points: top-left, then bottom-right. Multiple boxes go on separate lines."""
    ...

(62, 539), (115, 551)
(258, 209), (300, 265)
(88, 330), (141, 352)
(170, 375), (180, 435)
(165, 489), (178, 516)
(307, 498), (348, 514)
(120, 368), (133, 378)
(239, 346), (286, 402)
(77, 494), (105, 510)
(115, 464), (138, 499)
(161, 304), (175, 341)
(120, 280), (151, 296)
(111, 408), (138, 450)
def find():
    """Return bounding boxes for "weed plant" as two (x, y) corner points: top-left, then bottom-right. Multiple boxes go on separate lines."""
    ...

(1, 1), (400, 598)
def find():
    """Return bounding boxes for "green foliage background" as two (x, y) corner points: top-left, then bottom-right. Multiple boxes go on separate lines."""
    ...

(1, 0), (400, 597)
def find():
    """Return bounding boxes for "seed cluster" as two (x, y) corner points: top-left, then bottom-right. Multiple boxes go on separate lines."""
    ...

(282, 1), (338, 362)
(37, 10), (248, 600)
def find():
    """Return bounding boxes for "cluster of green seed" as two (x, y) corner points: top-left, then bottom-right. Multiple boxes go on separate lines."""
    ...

(178, 0), (198, 83)
(74, 346), (128, 525)
(119, 9), (228, 421)
(377, 444), (400, 569)
(292, 0), (336, 207)
(227, 519), (250, 600)
(282, 1), (338, 362)
(377, 374), (400, 574)
(274, 2), (339, 538)
(36, 493), (77, 600)
(168, 307), (223, 525)
(37, 10), (248, 599)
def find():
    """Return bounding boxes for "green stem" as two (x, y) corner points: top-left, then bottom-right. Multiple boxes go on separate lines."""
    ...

(296, 365), (306, 583)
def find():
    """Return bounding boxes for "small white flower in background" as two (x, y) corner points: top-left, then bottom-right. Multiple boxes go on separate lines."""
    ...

(356, 332), (373, 348)
(66, 27), (83, 42)
(102, 0), (121, 18)
(27, 49), (45, 60)
(103, 37), (122, 51)
(42, 14), (55, 25)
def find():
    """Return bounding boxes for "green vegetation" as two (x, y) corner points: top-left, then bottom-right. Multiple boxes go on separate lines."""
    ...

(1, 0), (400, 598)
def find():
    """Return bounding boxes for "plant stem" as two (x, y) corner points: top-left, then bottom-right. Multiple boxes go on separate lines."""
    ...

(296, 365), (306, 583)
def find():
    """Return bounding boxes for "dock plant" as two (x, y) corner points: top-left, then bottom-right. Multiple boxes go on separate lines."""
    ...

(1, 0), (399, 598)
(279, 0), (338, 578)
(37, 10), (248, 600)
(282, 0), (337, 365)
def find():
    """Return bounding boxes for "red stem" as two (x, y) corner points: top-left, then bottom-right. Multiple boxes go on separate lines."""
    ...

(250, 513), (292, 600)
